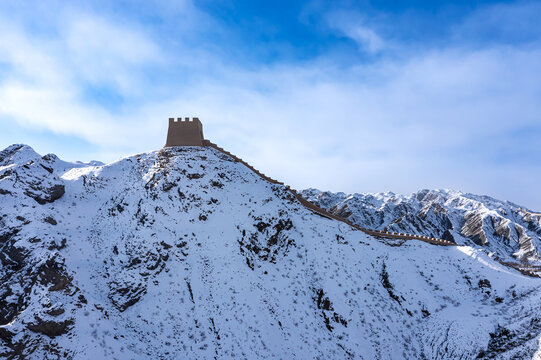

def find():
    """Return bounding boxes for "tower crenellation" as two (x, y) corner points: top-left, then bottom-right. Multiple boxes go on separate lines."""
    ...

(165, 117), (204, 147)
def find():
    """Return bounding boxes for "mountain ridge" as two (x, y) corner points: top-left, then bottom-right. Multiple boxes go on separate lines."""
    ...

(301, 188), (541, 266)
(1, 144), (541, 359)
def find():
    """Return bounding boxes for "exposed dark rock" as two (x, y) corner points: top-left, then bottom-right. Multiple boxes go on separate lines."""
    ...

(442, 229), (455, 243)
(314, 288), (348, 332)
(48, 238), (67, 250)
(160, 241), (172, 249)
(0, 286), (25, 326)
(162, 182), (176, 192)
(43, 216), (58, 225)
(1, 243), (27, 270)
(45, 307), (65, 316)
(40, 164), (54, 174)
(0, 145), (25, 165)
(0, 327), (14, 343)
(187, 173), (203, 180)
(26, 317), (74, 338)
(255, 221), (270, 232)
(380, 262), (401, 305)
(37, 258), (72, 292)
(333, 204), (353, 219)
(477, 319), (541, 359)
(478, 279), (492, 289)
(0, 228), (27, 275)
(41, 153), (59, 162)
(26, 184), (65, 205)
(0, 227), (20, 245)
(109, 280), (146, 312)
(237, 217), (295, 266)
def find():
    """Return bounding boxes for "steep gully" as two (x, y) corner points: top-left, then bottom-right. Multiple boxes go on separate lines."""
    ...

(202, 140), (455, 247)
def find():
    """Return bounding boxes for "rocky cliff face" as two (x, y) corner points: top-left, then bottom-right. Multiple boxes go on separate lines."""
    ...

(1, 144), (541, 359)
(301, 188), (541, 265)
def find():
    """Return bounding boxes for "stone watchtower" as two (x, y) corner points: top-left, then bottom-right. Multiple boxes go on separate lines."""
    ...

(165, 117), (205, 147)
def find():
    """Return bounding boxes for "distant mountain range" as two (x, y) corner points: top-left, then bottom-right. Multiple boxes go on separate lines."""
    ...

(301, 188), (541, 265)
(1, 144), (541, 359)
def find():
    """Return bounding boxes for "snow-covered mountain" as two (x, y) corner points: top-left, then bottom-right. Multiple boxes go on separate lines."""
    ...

(1, 144), (541, 359)
(301, 189), (541, 265)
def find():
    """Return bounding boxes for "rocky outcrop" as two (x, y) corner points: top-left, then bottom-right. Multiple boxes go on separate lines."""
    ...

(26, 184), (65, 205)
(26, 318), (74, 338)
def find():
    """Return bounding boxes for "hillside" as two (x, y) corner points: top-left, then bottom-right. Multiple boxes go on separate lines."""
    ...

(1, 144), (541, 359)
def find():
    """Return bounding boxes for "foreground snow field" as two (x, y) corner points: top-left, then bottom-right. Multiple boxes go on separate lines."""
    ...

(1, 144), (541, 359)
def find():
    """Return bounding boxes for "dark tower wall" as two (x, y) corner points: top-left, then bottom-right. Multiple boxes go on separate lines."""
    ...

(165, 117), (205, 147)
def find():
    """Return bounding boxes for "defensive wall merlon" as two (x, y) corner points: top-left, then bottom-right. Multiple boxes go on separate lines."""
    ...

(164, 117), (455, 246)
(165, 117), (205, 147)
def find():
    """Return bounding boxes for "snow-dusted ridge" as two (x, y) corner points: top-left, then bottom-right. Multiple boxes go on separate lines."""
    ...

(301, 188), (541, 265)
(1, 144), (541, 359)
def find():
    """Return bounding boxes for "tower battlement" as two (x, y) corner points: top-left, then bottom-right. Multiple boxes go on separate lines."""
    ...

(165, 117), (204, 147)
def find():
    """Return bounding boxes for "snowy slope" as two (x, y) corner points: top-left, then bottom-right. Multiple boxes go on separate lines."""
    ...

(1, 144), (541, 359)
(301, 189), (541, 265)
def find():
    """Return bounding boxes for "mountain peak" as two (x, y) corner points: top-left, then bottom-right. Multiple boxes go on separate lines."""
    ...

(0, 144), (41, 167)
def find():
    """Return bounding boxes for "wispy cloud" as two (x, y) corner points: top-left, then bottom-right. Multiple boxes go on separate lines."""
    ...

(325, 11), (386, 54)
(62, 13), (163, 94)
(348, 25), (385, 53)
(0, 7), (165, 147)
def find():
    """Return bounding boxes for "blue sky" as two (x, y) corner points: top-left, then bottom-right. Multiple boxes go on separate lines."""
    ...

(1, 0), (540, 208)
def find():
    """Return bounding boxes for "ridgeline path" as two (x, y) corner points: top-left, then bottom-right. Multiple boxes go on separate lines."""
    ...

(203, 140), (456, 247)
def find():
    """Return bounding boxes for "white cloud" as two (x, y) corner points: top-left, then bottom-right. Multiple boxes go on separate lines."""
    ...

(159, 45), (541, 208)
(0, 10), (165, 147)
(62, 14), (163, 94)
(325, 11), (386, 54)
(0, 2), (540, 209)
(342, 25), (385, 53)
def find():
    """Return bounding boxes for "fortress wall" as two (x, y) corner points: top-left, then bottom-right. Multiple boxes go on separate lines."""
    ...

(203, 140), (455, 247)
(165, 117), (204, 147)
